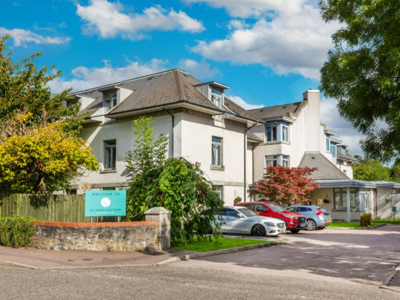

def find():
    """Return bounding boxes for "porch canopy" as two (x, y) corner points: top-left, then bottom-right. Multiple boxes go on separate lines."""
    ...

(315, 179), (400, 222)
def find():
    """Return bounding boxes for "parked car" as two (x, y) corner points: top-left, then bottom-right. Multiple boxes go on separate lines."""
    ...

(214, 206), (286, 237)
(286, 205), (332, 230)
(235, 202), (307, 233)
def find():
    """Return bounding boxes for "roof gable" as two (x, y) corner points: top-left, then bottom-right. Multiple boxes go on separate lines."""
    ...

(299, 152), (349, 180)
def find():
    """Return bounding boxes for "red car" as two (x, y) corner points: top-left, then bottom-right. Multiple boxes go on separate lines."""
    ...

(235, 202), (307, 233)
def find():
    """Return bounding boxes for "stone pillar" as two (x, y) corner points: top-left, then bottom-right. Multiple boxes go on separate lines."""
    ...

(347, 187), (351, 222)
(145, 207), (171, 250)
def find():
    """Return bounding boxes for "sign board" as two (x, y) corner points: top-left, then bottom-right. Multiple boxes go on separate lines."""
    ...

(85, 190), (126, 217)
(392, 206), (397, 213)
(316, 199), (323, 205)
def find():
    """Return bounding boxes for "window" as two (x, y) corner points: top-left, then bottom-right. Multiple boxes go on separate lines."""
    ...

(282, 155), (290, 167)
(326, 136), (330, 152)
(333, 188), (357, 210)
(213, 185), (223, 199)
(211, 88), (222, 108)
(266, 155), (279, 167)
(266, 125), (278, 142)
(255, 205), (267, 212)
(66, 100), (78, 108)
(331, 145), (337, 158)
(104, 140), (116, 170)
(104, 91), (117, 112)
(282, 125), (289, 142)
(212, 137), (223, 167)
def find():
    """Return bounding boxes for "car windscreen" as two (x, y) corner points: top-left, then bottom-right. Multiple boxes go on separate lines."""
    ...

(236, 207), (258, 217)
(268, 203), (286, 212)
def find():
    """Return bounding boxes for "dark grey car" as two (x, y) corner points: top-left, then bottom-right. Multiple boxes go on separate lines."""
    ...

(286, 205), (332, 230)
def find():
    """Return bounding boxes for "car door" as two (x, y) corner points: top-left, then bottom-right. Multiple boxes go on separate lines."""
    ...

(255, 204), (270, 217)
(224, 209), (247, 233)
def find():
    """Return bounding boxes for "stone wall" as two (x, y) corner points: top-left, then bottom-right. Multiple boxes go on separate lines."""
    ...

(31, 221), (159, 252)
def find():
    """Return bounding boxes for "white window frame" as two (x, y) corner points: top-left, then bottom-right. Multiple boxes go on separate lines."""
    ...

(266, 155), (279, 168)
(212, 136), (223, 168)
(213, 185), (223, 200)
(282, 125), (289, 142)
(211, 88), (222, 108)
(104, 140), (116, 170)
(104, 90), (117, 112)
(282, 155), (290, 167)
(326, 136), (331, 152)
(266, 125), (278, 142)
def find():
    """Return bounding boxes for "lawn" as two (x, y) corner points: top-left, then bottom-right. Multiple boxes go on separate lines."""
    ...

(374, 219), (400, 225)
(170, 237), (276, 252)
(327, 222), (369, 228)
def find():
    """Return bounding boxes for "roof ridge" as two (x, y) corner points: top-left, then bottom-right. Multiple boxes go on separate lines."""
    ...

(247, 101), (303, 112)
(69, 69), (182, 96)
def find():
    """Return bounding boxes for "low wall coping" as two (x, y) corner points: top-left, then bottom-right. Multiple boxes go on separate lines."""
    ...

(33, 221), (158, 228)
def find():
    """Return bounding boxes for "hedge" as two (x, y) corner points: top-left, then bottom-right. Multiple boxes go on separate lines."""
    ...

(0, 217), (37, 248)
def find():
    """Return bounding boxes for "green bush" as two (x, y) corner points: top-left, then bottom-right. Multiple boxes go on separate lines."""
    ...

(360, 213), (372, 227)
(0, 217), (37, 248)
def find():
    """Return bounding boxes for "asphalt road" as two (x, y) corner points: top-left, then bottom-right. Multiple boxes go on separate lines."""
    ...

(0, 225), (399, 299)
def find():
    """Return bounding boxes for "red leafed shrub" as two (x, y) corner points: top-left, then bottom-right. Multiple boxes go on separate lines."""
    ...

(248, 166), (320, 206)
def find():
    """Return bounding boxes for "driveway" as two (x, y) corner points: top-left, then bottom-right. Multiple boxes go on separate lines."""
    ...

(173, 225), (400, 288)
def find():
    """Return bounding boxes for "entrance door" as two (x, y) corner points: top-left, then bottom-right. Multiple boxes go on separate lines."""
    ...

(359, 192), (371, 212)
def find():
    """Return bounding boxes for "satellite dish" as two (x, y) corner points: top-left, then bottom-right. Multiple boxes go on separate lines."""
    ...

(78, 182), (91, 192)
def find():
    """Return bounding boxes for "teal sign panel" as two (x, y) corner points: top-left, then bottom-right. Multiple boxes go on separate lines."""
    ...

(392, 206), (397, 213)
(85, 190), (126, 217)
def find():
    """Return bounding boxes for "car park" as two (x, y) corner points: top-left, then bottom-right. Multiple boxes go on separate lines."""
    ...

(214, 206), (286, 237)
(286, 205), (332, 230)
(235, 202), (307, 233)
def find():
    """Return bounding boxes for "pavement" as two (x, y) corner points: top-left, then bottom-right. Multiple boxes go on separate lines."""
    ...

(0, 245), (197, 269)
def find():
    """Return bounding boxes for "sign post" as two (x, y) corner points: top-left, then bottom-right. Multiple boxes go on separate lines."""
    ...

(85, 190), (126, 219)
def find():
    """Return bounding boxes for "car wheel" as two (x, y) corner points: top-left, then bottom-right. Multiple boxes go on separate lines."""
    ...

(306, 219), (317, 231)
(251, 224), (266, 236)
(290, 229), (300, 234)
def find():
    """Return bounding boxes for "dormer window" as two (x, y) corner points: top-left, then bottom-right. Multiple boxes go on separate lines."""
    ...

(66, 99), (78, 108)
(211, 88), (222, 108)
(266, 122), (289, 143)
(104, 90), (117, 112)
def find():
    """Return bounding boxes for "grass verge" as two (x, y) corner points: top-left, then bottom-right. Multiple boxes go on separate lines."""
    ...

(327, 222), (372, 228)
(171, 237), (276, 252)
(374, 219), (400, 225)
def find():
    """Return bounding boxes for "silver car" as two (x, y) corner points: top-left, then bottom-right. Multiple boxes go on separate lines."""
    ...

(214, 206), (286, 236)
(286, 205), (332, 230)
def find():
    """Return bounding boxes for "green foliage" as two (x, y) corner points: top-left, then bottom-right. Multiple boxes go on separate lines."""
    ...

(360, 213), (373, 227)
(0, 36), (82, 135)
(0, 36), (99, 195)
(0, 113), (99, 195)
(0, 217), (37, 248)
(125, 117), (223, 244)
(234, 196), (242, 203)
(319, 0), (400, 161)
(353, 158), (392, 181)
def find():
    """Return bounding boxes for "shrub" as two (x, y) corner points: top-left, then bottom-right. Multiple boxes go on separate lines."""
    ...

(0, 217), (37, 248)
(360, 213), (372, 227)
(234, 196), (242, 203)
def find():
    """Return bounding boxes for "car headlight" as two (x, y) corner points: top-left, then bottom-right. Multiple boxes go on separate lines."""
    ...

(264, 222), (276, 227)
(283, 214), (297, 219)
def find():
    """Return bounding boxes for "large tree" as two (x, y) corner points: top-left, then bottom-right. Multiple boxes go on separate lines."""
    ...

(248, 166), (320, 206)
(353, 158), (392, 182)
(0, 36), (98, 195)
(319, 0), (400, 161)
(125, 116), (223, 244)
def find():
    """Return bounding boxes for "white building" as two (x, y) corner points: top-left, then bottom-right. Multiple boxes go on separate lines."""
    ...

(70, 69), (260, 204)
(70, 69), (400, 221)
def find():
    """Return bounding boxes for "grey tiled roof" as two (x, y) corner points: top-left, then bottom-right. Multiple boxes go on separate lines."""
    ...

(299, 152), (349, 180)
(247, 101), (307, 119)
(337, 150), (359, 163)
(71, 69), (260, 123)
(247, 130), (263, 142)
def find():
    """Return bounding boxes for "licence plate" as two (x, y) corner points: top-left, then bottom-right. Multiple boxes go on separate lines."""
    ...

(326, 219), (332, 222)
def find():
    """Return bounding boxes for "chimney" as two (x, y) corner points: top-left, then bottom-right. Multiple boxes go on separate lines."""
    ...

(303, 89), (321, 151)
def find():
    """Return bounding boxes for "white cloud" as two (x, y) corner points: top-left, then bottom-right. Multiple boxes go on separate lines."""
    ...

(178, 59), (219, 78)
(227, 95), (263, 110)
(191, 2), (340, 79)
(183, 0), (306, 18)
(0, 27), (71, 47)
(49, 59), (168, 93)
(76, 0), (205, 40)
(320, 97), (364, 156)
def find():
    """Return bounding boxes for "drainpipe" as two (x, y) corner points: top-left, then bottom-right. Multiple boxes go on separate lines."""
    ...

(244, 122), (258, 202)
(162, 107), (175, 158)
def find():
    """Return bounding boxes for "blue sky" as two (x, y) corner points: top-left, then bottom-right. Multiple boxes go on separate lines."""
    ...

(0, 0), (364, 155)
